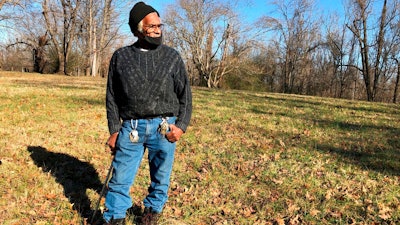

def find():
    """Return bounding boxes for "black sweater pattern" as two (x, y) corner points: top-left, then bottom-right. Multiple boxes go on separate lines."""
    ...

(106, 44), (192, 134)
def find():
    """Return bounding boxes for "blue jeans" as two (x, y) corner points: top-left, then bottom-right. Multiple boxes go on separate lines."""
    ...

(103, 117), (176, 221)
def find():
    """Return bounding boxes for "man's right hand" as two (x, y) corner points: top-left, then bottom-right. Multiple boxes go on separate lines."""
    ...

(106, 132), (119, 154)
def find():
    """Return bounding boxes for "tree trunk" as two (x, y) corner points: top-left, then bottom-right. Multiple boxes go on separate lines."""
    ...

(394, 60), (400, 103)
(33, 33), (48, 73)
(42, 0), (63, 74)
(61, 0), (80, 75)
(43, 0), (80, 75)
(96, 0), (112, 77)
(85, 0), (93, 76)
(91, 21), (97, 77)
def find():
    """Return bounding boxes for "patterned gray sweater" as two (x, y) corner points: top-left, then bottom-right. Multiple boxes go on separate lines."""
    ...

(106, 44), (192, 134)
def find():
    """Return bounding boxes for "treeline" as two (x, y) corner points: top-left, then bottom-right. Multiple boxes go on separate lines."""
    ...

(1, 0), (400, 103)
(0, 0), (129, 77)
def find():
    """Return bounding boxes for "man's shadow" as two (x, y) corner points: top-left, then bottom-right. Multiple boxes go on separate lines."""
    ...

(27, 146), (103, 222)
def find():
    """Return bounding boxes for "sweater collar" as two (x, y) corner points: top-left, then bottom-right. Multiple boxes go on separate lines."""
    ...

(131, 42), (163, 53)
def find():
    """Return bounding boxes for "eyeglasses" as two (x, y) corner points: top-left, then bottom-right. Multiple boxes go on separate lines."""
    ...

(143, 24), (164, 31)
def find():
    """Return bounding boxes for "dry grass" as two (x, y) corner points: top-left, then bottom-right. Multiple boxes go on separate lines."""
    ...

(0, 71), (399, 225)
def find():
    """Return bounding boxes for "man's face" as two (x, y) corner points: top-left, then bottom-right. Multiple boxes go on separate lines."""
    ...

(141, 12), (162, 38)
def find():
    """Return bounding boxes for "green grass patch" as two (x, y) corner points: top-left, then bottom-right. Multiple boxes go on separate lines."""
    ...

(0, 71), (399, 224)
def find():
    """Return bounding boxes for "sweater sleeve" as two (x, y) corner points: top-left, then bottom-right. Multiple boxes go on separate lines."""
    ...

(106, 53), (122, 134)
(174, 56), (192, 132)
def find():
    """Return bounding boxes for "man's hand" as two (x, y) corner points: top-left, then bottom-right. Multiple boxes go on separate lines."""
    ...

(106, 132), (119, 154)
(166, 124), (183, 143)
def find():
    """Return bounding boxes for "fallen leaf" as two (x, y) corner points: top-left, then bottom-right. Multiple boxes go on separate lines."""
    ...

(46, 193), (57, 199)
(275, 218), (285, 225)
(378, 203), (392, 220)
(310, 209), (320, 217)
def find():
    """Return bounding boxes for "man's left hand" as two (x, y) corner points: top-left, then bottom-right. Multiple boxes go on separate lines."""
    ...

(166, 124), (183, 142)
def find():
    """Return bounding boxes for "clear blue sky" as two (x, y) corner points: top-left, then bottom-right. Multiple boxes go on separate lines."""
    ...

(119, 0), (344, 36)
(0, 0), (345, 44)
(137, 0), (344, 22)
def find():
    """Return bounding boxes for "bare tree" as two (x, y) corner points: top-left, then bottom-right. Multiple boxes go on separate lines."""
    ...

(0, 0), (30, 23)
(260, 0), (322, 94)
(95, 0), (114, 77)
(1, 0), (125, 75)
(325, 12), (360, 99)
(78, 0), (125, 77)
(6, 33), (49, 73)
(164, 0), (251, 88)
(42, 0), (81, 75)
(0, 0), (25, 13)
(392, 57), (400, 103)
(81, 0), (96, 76)
(346, 0), (400, 101)
(2, 1), (49, 73)
(0, 0), (11, 12)
(385, 4), (400, 103)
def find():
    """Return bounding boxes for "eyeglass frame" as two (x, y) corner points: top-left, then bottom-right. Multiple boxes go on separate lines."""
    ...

(143, 24), (164, 31)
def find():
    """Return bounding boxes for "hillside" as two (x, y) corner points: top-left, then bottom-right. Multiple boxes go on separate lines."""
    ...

(0, 71), (399, 224)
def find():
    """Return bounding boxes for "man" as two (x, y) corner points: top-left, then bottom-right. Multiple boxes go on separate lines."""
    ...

(102, 2), (192, 225)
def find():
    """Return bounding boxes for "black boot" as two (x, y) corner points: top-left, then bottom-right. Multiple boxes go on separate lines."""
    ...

(136, 208), (160, 225)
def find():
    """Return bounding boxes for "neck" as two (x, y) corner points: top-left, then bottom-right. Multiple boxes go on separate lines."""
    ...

(135, 38), (159, 50)
(136, 40), (154, 49)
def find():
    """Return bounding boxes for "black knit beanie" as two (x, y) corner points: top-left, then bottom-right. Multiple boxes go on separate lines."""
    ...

(128, 2), (159, 33)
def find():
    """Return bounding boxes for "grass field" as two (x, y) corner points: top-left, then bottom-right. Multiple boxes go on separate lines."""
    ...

(0, 71), (399, 225)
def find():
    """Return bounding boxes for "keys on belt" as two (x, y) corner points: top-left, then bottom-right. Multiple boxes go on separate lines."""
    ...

(158, 118), (169, 135)
(129, 118), (170, 143)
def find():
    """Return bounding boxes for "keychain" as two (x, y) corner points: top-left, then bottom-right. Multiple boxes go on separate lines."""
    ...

(158, 118), (169, 135)
(129, 120), (139, 143)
